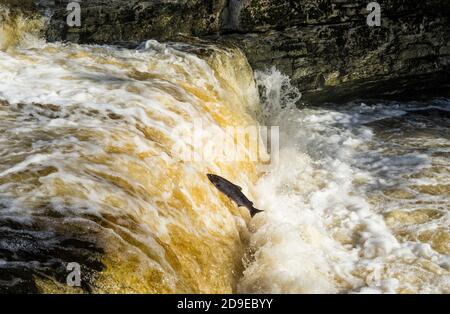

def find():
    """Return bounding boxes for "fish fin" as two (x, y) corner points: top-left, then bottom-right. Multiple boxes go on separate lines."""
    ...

(235, 184), (243, 191)
(234, 200), (253, 208)
(237, 199), (252, 207)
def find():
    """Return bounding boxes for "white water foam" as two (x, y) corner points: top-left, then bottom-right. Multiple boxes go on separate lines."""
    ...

(239, 68), (450, 294)
(0, 35), (261, 292)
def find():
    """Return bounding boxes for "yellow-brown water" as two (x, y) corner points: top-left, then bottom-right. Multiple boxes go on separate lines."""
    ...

(1, 7), (449, 294)
(0, 7), (263, 293)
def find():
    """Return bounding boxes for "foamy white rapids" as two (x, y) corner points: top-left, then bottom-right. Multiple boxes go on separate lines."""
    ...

(0, 32), (262, 292)
(239, 69), (450, 294)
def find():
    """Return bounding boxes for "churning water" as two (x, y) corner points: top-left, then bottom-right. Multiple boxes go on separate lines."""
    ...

(0, 7), (449, 293)
(241, 70), (450, 293)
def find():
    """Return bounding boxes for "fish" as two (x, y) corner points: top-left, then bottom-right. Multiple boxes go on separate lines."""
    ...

(207, 174), (263, 217)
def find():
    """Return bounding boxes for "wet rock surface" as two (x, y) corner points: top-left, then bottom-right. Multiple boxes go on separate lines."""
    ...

(5, 0), (450, 104)
(228, 0), (450, 104)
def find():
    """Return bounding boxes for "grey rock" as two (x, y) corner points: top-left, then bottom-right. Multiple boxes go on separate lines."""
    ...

(5, 0), (450, 104)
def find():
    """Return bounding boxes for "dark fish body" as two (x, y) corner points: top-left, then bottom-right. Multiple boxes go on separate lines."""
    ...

(207, 174), (263, 217)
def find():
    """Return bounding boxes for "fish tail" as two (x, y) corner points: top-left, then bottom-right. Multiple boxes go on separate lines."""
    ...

(249, 206), (263, 217)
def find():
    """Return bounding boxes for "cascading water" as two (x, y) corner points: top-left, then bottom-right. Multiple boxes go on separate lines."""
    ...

(0, 6), (262, 293)
(239, 68), (450, 294)
(222, 0), (249, 32)
(1, 5), (449, 294)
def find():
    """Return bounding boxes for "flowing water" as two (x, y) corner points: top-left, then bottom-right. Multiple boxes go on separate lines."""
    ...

(241, 70), (450, 293)
(0, 7), (449, 293)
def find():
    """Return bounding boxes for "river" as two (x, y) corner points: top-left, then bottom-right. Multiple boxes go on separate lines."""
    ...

(0, 7), (449, 293)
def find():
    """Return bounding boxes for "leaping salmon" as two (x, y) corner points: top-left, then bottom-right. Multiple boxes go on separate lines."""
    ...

(207, 174), (263, 217)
